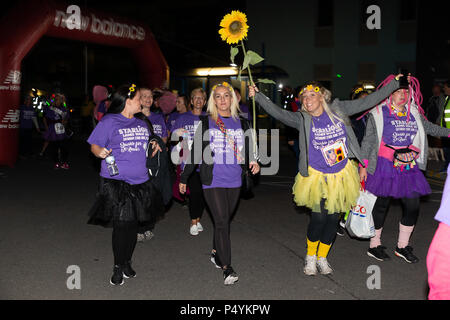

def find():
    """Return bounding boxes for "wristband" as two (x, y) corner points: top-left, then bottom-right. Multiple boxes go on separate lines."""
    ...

(359, 159), (369, 168)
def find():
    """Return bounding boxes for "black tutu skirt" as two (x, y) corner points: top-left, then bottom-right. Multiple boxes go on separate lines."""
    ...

(87, 177), (165, 228)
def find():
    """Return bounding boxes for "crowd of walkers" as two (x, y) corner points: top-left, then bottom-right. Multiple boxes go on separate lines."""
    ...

(22, 72), (445, 295)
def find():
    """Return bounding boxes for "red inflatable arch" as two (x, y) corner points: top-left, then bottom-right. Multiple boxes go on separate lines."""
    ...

(0, 0), (169, 166)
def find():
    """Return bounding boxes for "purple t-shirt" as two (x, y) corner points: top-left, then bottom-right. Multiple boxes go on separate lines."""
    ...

(435, 166), (450, 226)
(148, 113), (168, 139)
(308, 112), (348, 174)
(203, 115), (243, 189)
(166, 112), (180, 132)
(20, 105), (36, 129)
(239, 103), (253, 123)
(382, 106), (418, 146)
(171, 111), (206, 168)
(43, 105), (70, 141)
(87, 113), (150, 185)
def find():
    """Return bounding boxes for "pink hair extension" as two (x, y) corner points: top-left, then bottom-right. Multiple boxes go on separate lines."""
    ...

(356, 75), (426, 122)
(356, 75), (396, 121)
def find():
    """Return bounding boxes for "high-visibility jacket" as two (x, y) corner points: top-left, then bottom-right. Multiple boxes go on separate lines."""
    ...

(441, 96), (450, 128)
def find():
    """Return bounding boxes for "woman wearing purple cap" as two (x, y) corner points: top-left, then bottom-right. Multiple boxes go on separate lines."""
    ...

(87, 84), (165, 286)
(360, 74), (450, 264)
(179, 82), (259, 285)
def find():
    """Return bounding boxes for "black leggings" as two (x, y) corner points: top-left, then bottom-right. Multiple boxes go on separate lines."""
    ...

(50, 139), (69, 163)
(203, 187), (241, 268)
(187, 171), (205, 220)
(307, 199), (341, 245)
(112, 220), (138, 266)
(372, 196), (420, 229)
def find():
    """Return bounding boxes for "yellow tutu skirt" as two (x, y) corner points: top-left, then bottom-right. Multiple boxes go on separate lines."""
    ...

(292, 160), (360, 213)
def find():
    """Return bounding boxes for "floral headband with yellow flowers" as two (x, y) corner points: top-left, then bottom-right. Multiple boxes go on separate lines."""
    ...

(128, 84), (137, 98)
(299, 84), (321, 95)
(212, 81), (232, 92)
(354, 87), (364, 95)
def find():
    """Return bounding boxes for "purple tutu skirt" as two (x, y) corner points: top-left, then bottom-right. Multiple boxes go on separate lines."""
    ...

(365, 157), (431, 198)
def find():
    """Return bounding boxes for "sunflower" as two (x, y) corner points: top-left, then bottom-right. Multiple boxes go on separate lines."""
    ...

(219, 10), (249, 44)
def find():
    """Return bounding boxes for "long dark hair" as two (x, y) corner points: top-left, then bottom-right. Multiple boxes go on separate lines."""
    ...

(106, 84), (139, 114)
(177, 94), (190, 112)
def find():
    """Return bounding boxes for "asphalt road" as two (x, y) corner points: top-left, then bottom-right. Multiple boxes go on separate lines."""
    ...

(0, 136), (446, 300)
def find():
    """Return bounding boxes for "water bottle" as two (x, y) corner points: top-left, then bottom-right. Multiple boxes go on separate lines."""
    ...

(105, 154), (119, 176)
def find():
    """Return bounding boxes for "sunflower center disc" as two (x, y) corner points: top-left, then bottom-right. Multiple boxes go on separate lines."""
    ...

(229, 21), (243, 34)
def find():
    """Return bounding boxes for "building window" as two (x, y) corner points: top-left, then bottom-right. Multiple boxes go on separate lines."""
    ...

(315, 0), (334, 47)
(396, 62), (416, 75)
(317, 0), (334, 27)
(400, 0), (417, 21)
(314, 64), (333, 91)
(359, 0), (379, 46)
(358, 63), (376, 83)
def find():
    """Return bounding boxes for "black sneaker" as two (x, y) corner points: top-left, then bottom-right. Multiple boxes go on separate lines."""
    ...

(223, 266), (239, 285)
(395, 246), (419, 263)
(210, 251), (222, 269)
(110, 265), (124, 286)
(337, 222), (346, 236)
(367, 246), (391, 261)
(122, 261), (136, 278)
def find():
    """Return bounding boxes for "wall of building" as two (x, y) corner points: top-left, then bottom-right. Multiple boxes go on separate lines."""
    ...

(246, 0), (417, 99)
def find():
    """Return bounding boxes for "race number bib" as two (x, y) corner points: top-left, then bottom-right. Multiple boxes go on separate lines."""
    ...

(55, 123), (65, 135)
(320, 138), (348, 167)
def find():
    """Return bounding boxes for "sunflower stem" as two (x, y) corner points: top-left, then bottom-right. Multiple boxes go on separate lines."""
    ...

(240, 40), (256, 130)
(240, 40), (258, 160)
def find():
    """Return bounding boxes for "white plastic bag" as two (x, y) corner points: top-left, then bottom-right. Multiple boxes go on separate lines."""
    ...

(345, 189), (376, 239)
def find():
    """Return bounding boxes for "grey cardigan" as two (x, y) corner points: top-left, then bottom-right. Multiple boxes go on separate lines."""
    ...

(361, 103), (450, 174)
(254, 79), (400, 177)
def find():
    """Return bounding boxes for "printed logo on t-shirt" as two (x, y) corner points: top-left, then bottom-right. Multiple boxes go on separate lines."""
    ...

(320, 138), (348, 167)
(209, 128), (244, 164)
(312, 121), (347, 167)
(117, 126), (149, 153)
(389, 119), (418, 145)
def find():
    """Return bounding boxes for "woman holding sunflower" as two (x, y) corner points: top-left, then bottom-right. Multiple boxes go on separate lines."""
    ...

(248, 76), (402, 276)
(179, 82), (259, 285)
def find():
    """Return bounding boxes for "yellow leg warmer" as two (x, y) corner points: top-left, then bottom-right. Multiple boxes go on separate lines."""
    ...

(317, 242), (332, 258)
(307, 238), (319, 256)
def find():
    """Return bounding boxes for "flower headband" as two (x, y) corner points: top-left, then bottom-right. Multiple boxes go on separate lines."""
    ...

(212, 82), (232, 92)
(128, 84), (136, 98)
(354, 87), (364, 95)
(300, 84), (321, 95)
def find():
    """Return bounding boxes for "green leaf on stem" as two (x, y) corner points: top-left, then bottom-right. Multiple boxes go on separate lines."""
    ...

(246, 50), (265, 66)
(257, 78), (276, 84)
(230, 46), (239, 65)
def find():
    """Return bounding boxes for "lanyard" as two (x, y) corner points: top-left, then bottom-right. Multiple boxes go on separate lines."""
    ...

(215, 117), (244, 163)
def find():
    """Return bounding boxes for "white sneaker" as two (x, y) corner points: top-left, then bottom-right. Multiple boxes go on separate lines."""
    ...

(137, 233), (146, 242)
(304, 255), (317, 276)
(144, 230), (154, 240)
(197, 222), (203, 232)
(317, 257), (333, 275)
(190, 224), (199, 236)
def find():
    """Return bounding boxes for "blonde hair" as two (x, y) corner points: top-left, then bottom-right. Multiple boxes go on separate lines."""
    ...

(300, 82), (346, 125)
(206, 83), (241, 121)
(190, 88), (207, 101)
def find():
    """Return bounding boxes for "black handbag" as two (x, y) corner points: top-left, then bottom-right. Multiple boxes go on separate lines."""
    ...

(240, 167), (255, 200)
